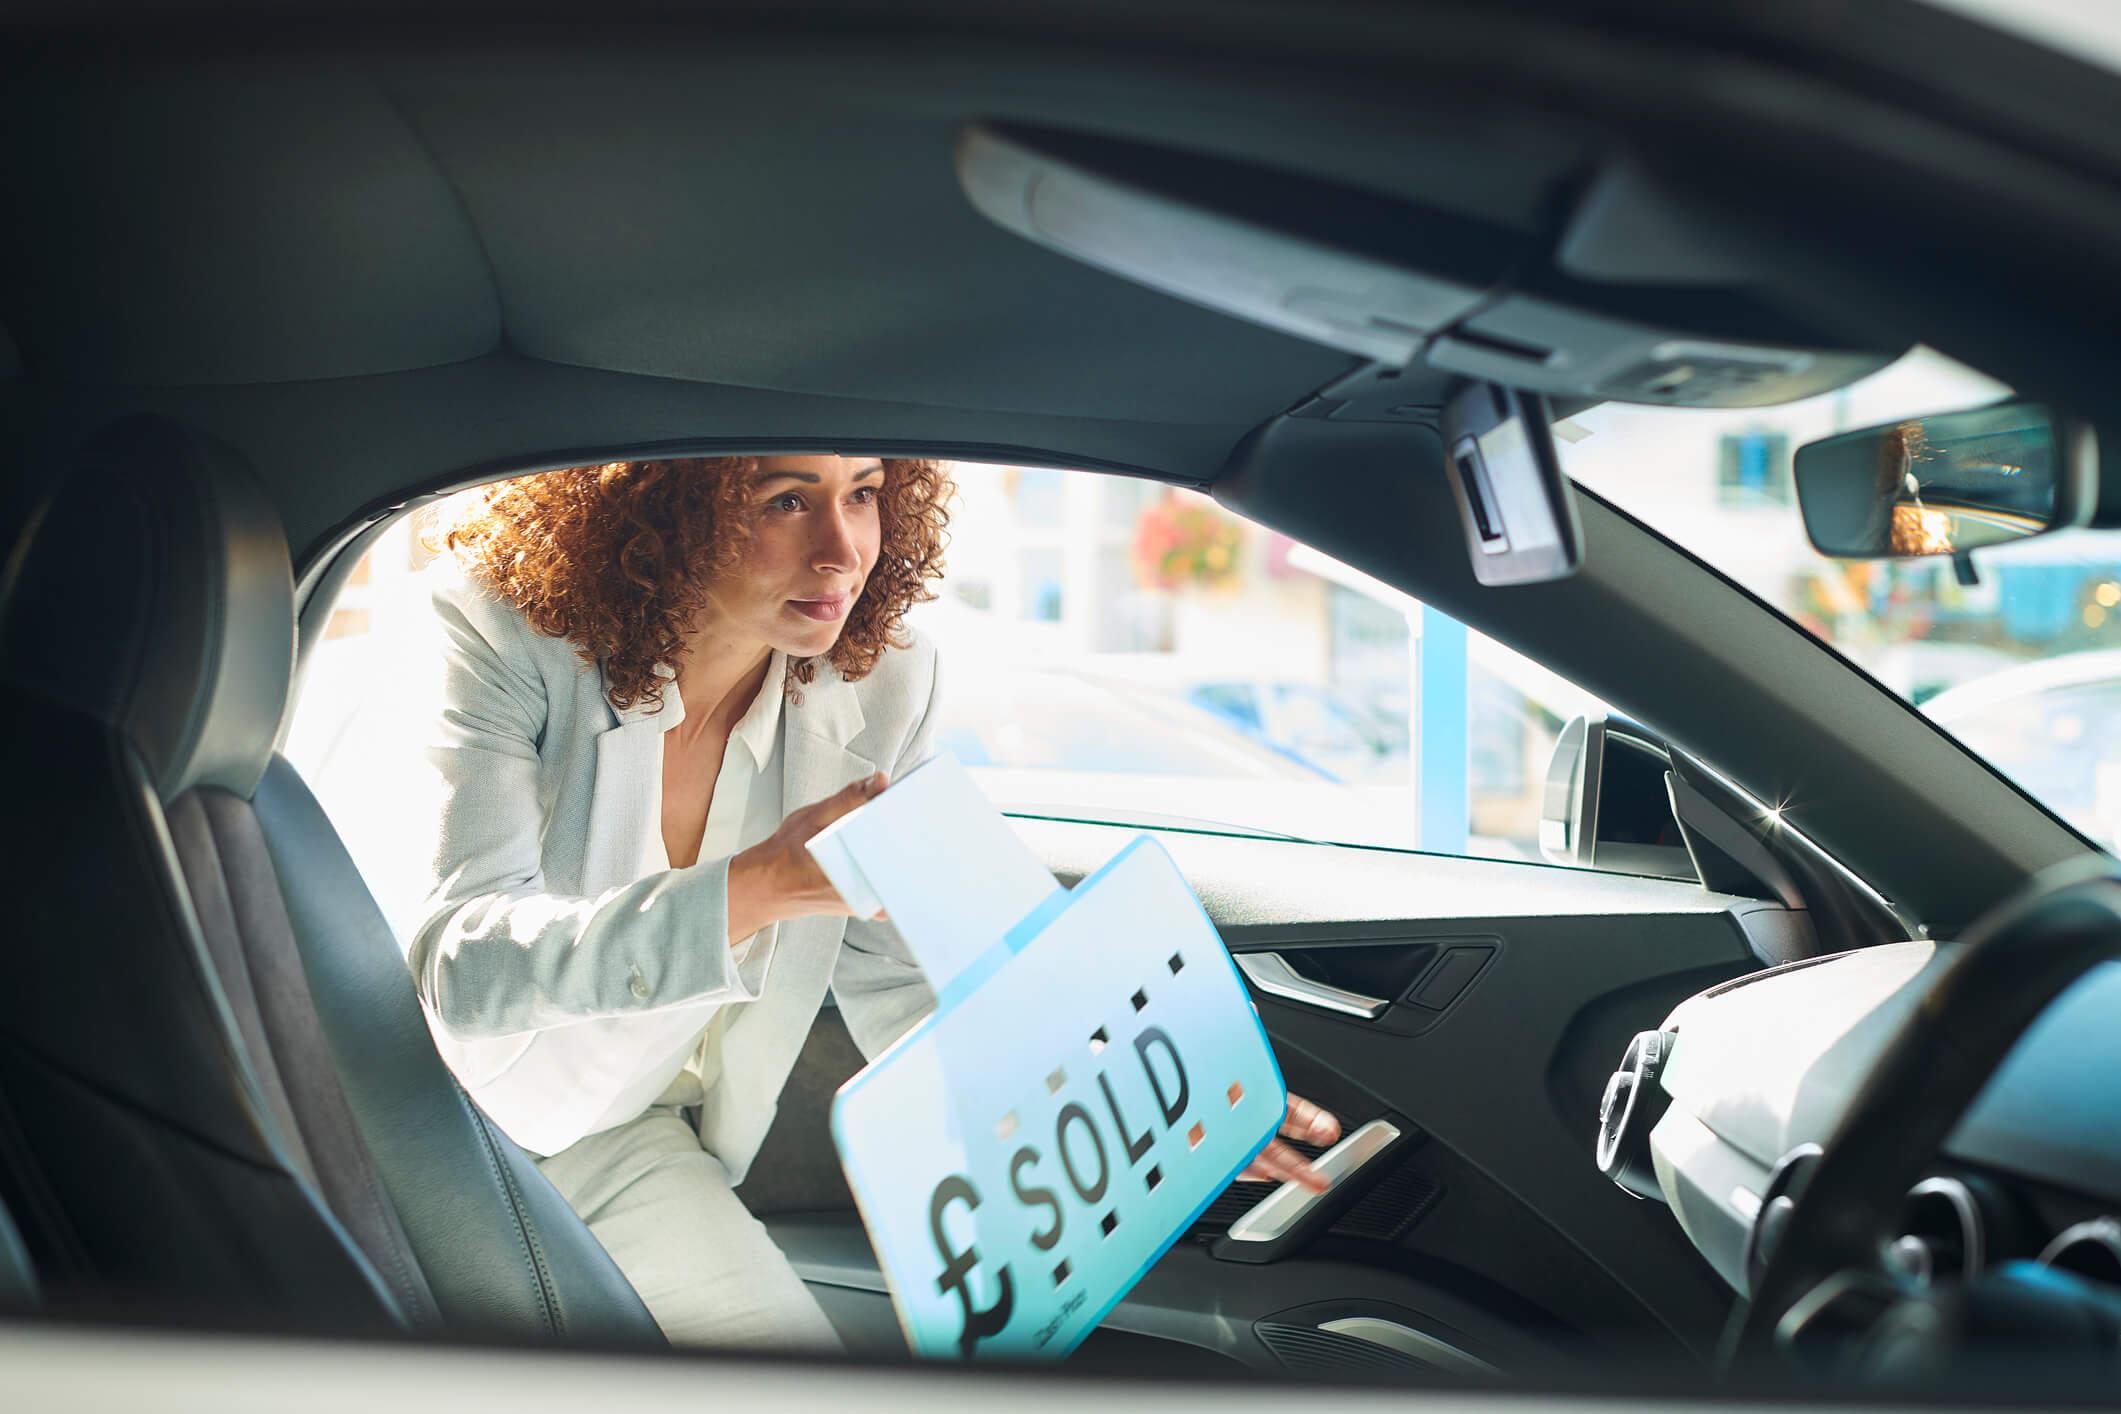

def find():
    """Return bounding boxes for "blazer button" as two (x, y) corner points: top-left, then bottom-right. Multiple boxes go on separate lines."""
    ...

(629, 967), (651, 1000)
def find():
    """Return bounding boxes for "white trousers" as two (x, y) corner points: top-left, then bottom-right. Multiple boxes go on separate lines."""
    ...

(535, 1106), (843, 1351)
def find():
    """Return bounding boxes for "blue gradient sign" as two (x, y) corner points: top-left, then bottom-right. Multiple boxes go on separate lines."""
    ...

(820, 767), (1285, 1361)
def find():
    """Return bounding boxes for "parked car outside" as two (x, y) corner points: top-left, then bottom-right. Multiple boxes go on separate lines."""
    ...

(1922, 648), (2121, 850)
(1182, 678), (1403, 783)
(934, 665), (1422, 849)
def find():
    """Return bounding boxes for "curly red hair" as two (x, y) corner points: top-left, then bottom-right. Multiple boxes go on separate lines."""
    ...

(445, 457), (950, 712)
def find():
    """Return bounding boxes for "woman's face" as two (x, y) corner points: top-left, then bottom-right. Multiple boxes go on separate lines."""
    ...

(704, 454), (886, 659)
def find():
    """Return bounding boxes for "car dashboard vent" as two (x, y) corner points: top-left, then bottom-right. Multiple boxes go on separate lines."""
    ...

(2038, 1218), (2121, 1287)
(1255, 1321), (1431, 1378)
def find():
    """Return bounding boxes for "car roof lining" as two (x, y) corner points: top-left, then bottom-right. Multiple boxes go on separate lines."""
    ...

(8, 1), (2117, 928)
(10, 4), (2119, 497)
(0, 19), (1930, 554)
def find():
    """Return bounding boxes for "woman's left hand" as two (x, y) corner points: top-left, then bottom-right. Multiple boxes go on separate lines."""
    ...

(1237, 1093), (1343, 1193)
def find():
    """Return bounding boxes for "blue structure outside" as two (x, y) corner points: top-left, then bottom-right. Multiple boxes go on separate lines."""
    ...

(1998, 564), (2113, 641)
(1419, 605), (1470, 853)
(1734, 433), (1773, 495)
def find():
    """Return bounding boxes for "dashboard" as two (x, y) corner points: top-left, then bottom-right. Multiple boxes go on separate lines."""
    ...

(1598, 942), (2121, 1306)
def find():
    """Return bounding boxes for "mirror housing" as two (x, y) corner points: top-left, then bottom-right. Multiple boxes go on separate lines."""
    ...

(1539, 713), (1694, 878)
(1539, 714), (1605, 867)
(1792, 401), (2098, 559)
(1439, 381), (1583, 586)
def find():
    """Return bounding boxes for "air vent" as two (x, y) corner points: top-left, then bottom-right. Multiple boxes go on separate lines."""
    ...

(1885, 1177), (1987, 1286)
(1332, 1162), (1443, 1243)
(1743, 1142), (1824, 1296)
(1255, 1322), (1429, 1378)
(2039, 1218), (2121, 1286)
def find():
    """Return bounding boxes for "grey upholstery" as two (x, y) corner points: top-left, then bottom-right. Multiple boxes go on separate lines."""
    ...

(0, 421), (406, 1332)
(165, 788), (444, 1328)
(0, 415), (659, 1346)
(254, 760), (658, 1345)
(0, 1198), (39, 1314)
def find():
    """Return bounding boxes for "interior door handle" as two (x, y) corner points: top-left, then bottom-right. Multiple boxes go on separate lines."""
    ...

(1235, 951), (1389, 1019)
(1224, 1118), (1404, 1244)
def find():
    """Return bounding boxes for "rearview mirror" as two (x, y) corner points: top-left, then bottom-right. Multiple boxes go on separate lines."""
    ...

(1792, 401), (2096, 559)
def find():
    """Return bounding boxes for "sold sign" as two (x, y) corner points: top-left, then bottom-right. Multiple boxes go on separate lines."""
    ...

(830, 832), (1286, 1360)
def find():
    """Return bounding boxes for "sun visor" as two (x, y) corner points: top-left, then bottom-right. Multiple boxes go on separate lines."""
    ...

(960, 124), (1900, 410)
(1427, 299), (1894, 410)
(956, 124), (1489, 366)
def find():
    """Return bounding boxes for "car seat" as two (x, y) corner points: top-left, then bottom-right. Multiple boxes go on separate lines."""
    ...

(0, 416), (661, 1346)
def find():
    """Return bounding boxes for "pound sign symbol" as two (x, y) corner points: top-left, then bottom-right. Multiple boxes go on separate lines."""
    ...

(929, 1174), (1015, 1356)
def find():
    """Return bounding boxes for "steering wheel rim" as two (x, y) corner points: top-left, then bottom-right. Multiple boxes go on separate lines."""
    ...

(1724, 855), (2121, 1376)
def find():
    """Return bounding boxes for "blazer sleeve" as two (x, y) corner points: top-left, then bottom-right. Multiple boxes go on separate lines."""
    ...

(829, 644), (944, 1060)
(407, 578), (764, 1041)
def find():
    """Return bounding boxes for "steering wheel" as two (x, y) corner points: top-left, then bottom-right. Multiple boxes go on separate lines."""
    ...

(1726, 855), (2121, 1376)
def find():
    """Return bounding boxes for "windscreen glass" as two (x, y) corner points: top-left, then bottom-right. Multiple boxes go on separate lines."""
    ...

(1565, 348), (2121, 849)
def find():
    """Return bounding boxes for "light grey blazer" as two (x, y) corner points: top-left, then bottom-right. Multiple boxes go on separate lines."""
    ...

(406, 568), (938, 1176)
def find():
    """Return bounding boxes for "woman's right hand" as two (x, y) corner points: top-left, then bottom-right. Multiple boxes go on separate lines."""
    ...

(725, 771), (888, 943)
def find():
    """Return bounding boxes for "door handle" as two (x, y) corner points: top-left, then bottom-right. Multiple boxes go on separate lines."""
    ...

(1224, 1118), (1404, 1244)
(1235, 951), (1389, 1020)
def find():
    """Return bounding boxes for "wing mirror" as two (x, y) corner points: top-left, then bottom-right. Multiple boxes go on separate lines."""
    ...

(1792, 401), (2098, 561)
(1539, 713), (1694, 879)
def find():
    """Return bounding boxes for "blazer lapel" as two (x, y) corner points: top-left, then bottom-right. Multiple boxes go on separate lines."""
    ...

(580, 668), (679, 896)
(782, 671), (871, 819)
(773, 673), (877, 1003)
(703, 672), (877, 1181)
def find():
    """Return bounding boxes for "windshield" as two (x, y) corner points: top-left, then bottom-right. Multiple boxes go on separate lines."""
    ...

(1564, 348), (2121, 850)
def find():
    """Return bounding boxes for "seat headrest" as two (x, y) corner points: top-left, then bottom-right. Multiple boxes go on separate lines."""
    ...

(0, 416), (295, 800)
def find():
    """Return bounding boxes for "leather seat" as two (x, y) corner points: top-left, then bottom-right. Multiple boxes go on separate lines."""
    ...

(0, 416), (661, 1346)
(0, 1198), (38, 1316)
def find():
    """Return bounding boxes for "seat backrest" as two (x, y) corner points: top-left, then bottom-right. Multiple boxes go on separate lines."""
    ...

(249, 760), (660, 1345)
(0, 416), (659, 1347)
(0, 1191), (41, 1315)
(0, 426), (405, 1333)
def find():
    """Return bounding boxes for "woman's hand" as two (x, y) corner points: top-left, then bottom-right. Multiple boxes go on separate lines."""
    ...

(726, 771), (887, 942)
(1238, 1093), (1343, 1193)
(731, 779), (1342, 1191)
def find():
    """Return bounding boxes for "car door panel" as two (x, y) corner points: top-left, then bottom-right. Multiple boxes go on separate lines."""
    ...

(748, 818), (1761, 1372)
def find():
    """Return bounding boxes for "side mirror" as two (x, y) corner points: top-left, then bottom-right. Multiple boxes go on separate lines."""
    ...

(1792, 401), (2097, 559)
(1539, 714), (1605, 868)
(1539, 713), (1694, 879)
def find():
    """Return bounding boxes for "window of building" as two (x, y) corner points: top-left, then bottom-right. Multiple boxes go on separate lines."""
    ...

(1716, 429), (1793, 507)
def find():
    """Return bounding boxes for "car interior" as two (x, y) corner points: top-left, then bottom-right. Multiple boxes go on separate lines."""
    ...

(5, 0), (2121, 1404)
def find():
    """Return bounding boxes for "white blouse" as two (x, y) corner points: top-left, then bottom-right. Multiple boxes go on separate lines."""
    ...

(585, 649), (790, 1137)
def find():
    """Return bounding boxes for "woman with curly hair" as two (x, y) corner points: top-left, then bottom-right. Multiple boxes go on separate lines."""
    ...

(407, 452), (1342, 1351)
(407, 453), (952, 1350)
